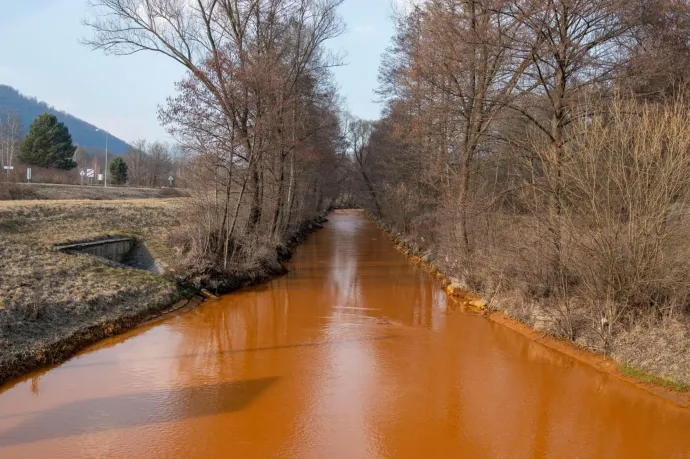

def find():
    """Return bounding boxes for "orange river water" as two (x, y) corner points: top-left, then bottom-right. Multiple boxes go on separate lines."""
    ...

(1, 210), (690, 458)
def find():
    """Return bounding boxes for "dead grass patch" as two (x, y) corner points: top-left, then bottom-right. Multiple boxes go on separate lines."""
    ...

(0, 199), (185, 384)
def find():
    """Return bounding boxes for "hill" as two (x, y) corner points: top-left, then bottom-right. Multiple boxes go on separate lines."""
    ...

(0, 84), (129, 154)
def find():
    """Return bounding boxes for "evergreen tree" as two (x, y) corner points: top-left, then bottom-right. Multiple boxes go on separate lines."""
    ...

(18, 114), (77, 170)
(109, 156), (128, 185)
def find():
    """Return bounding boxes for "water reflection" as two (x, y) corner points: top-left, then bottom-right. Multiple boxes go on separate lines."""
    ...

(0, 210), (689, 458)
(0, 378), (279, 447)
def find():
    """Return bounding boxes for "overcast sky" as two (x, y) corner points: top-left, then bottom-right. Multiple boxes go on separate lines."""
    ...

(0, 0), (397, 144)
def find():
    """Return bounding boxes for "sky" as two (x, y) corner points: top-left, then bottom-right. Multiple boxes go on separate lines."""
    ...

(0, 0), (398, 144)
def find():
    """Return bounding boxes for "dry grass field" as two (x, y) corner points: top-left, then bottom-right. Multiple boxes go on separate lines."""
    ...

(0, 199), (185, 383)
(0, 182), (186, 201)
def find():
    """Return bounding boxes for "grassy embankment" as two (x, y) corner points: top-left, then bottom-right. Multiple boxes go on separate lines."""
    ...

(0, 199), (186, 384)
(0, 197), (327, 385)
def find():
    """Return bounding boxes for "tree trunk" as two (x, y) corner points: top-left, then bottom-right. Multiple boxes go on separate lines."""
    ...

(285, 151), (296, 230)
(248, 165), (262, 232)
(271, 152), (286, 238)
(361, 170), (382, 216)
(457, 148), (471, 257)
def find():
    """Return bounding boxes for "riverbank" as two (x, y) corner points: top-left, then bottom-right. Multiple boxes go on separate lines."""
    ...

(4, 209), (690, 458)
(487, 311), (690, 407)
(0, 199), (327, 385)
(370, 214), (690, 406)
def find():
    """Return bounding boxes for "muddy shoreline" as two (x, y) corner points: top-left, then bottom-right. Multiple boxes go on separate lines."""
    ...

(0, 215), (328, 387)
(487, 311), (690, 408)
(370, 214), (690, 409)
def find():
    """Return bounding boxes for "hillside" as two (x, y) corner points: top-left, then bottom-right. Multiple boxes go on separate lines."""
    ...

(0, 84), (129, 154)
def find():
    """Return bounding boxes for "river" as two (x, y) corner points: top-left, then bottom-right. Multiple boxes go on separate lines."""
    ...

(1, 210), (689, 458)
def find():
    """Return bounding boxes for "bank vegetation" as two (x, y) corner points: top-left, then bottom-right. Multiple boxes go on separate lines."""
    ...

(346, 0), (690, 387)
(85, 0), (349, 290)
(0, 199), (181, 384)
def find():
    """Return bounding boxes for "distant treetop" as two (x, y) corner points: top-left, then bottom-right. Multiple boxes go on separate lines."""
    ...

(19, 113), (77, 170)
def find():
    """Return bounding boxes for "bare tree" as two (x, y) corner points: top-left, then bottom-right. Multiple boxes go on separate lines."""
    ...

(508, 0), (630, 276)
(344, 116), (381, 215)
(622, 0), (690, 98)
(124, 139), (149, 187)
(147, 141), (172, 188)
(377, 0), (541, 261)
(0, 111), (23, 171)
(85, 0), (344, 228)
(85, 0), (346, 273)
(72, 146), (92, 170)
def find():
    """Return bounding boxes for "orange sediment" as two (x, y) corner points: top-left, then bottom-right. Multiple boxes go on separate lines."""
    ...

(485, 310), (690, 408)
(385, 218), (690, 408)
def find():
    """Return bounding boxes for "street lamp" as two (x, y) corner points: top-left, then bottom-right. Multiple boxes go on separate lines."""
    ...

(95, 128), (109, 187)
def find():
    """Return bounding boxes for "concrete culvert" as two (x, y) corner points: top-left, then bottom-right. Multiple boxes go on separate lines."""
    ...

(53, 236), (136, 264)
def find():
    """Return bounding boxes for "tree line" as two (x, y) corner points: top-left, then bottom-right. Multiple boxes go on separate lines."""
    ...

(85, 0), (349, 275)
(74, 140), (180, 187)
(343, 0), (690, 351)
(0, 110), (181, 187)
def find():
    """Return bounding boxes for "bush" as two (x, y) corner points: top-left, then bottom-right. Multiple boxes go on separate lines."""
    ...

(109, 157), (128, 185)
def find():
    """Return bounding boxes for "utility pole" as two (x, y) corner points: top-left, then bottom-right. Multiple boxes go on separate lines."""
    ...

(96, 129), (109, 187)
(105, 131), (108, 187)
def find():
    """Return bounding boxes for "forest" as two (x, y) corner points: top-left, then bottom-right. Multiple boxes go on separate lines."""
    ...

(340, 0), (690, 382)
